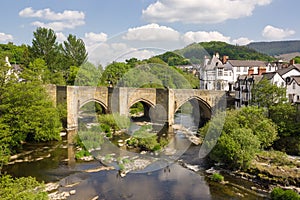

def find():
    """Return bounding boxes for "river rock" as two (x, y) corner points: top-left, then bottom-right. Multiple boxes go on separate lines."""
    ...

(69, 190), (76, 195)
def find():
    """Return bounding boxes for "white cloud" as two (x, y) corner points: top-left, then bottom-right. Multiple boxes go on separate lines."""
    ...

(31, 20), (85, 31)
(142, 0), (272, 24)
(231, 37), (253, 45)
(19, 7), (85, 31)
(19, 7), (84, 21)
(262, 25), (295, 40)
(182, 31), (230, 44)
(55, 32), (67, 43)
(0, 33), (13, 42)
(84, 32), (107, 45)
(123, 23), (180, 41)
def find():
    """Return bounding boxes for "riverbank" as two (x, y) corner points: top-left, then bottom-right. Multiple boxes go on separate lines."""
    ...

(207, 150), (300, 196)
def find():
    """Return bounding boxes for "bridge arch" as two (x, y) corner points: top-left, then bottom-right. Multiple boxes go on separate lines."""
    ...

(128, 98), (156, 121)
(79, 99), (108, 114)
(174, 96), (212, 127)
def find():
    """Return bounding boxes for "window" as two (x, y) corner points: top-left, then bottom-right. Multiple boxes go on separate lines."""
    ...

(243, 66), (247, 72)
(218, 69), (223, 76)
(237, 67), (240, 72)
(297, 95), (300, 101)
(293, 82), (296, 89)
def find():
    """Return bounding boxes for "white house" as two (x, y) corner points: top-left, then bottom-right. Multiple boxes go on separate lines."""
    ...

(199, 53), (234, 91)
(286, 76), (300, 103)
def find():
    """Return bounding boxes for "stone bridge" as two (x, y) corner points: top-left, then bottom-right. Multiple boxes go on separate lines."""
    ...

(46, 85), (226, 131)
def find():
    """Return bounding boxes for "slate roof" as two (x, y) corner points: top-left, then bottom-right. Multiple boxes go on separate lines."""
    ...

(277, 65), (300, 76)
(227, 60), (266, 67)
(290, 76), (300, 85)
(262, 72), (276, 80)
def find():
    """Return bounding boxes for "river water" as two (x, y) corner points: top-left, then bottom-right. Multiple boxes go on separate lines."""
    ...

(4, 113), (268, 200)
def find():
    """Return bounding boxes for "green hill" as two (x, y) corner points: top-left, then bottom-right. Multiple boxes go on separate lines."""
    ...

(174, 41), (274, 64)
(247, 40), (300, 56)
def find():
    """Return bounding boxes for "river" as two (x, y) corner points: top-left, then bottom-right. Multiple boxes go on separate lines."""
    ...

(4, 113), (268, 200)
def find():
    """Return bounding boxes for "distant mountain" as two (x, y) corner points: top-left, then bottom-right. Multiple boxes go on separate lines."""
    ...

(174, 41), (274, 64)
(247, 40), (300, 56)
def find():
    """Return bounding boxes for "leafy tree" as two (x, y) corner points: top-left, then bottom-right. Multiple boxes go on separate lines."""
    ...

(100, 62), (132, 86)
(0, 175), (48, 200)
(72, 62), (101, 86)
(0, 63), (61, 149)
(251, 78), (287, 114)
(199, 106), (277, 170)
(30, 27), (60, 71)
(62, 34), (88, 67)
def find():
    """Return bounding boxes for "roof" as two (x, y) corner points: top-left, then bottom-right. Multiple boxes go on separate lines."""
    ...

(262, 72), (276, 80)
(290, 76), (300, 85)
(227, 60), (266, 67)
(237, 74), (263, 83)
(277, 65), (300, 76)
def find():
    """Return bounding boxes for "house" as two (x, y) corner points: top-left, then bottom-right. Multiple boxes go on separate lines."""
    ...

(224, 60), (271, 84)
(286, 76), (300, 103)
(199, 53), (233, 91)
(234, 74), (263, 108)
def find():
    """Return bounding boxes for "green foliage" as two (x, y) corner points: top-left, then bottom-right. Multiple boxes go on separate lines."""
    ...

(251, 78), (287, 112)
(199, 106), (278, 170)
(75, 149), (91, 160)
(100, 62), (132, 86)
(62, 34), (88, 67)
(0, 81), (61, 144)
(0, 43), (30, 66)
(269, 103), (300, 140)
(0, 175), (48, 200)
(210, 173), (224, 183)
(271, 187), (300, 200)
(294, 56), (300, 64)
(77, 130), (104, 152)
(130, 102), (144, 115)
(155, 51), (191, 66)
(30, 27), (60, 71)
(73, 62), (101, 86)
(98, 114), (130, 132)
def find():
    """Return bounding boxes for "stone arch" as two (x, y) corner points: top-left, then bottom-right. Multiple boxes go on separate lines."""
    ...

(79, 99), (108, 114)
(128, 98), (156, 121)
(175, 96), (212, 127)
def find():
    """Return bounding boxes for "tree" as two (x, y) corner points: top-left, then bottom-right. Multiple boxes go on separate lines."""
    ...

(100, 62), (132, 86)
(62, 34), (88, 67)
(0, 63), (61, 149)
(199, 106), (278, 170)
(251, 78), (287, 114)
(71, 62), (102, 86)
(30, 27), (59, 71)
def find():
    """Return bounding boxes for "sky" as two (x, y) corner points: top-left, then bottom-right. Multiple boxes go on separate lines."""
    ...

(1, 0), (299, 65)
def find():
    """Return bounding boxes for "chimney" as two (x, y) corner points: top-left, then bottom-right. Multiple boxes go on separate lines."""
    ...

(258, 66), (266, 75)
(290, 59), (295, 65)
(248, 67), (254, 75)
(222, 55), (228, 64)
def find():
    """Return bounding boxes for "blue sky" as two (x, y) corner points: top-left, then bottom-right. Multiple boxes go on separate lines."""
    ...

(1, 0), (299, 65)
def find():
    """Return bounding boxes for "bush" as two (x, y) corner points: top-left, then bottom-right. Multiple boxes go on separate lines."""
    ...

(211, 173), (224, 183)
(0, 175), (48, 200)
(199, 106), (278, 170)
(271, 187), (300, 200)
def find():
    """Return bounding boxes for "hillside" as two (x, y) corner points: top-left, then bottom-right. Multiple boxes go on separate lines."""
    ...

(174, 41), (275, 64)
(247, 40), (300, 56)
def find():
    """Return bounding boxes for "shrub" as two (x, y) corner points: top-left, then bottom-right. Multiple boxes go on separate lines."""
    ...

(271, 187), (300, 200)
(0, 175), (48, 200)
(210, 173), (224, 183)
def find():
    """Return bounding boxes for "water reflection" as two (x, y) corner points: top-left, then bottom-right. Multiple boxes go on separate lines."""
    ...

(66, 164), (212, 200)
